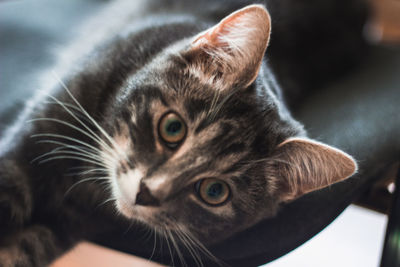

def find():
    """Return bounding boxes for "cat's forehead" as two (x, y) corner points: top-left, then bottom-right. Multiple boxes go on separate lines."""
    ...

(113, 73), (263, 168)
(111, 44), (294, 169)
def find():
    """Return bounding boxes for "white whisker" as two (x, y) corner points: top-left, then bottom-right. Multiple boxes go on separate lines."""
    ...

(208, 87), (240, 122)
(123, 220), (136, 235)
(64, 176), (109, 196)
(96, 197), (118, 210)
(164, 229), (175, 267)
(207, 88), (221, 122)
(168, 230), (188, 267)
(175, 228), (203, 267)
(177, 225), (222, 266)
(31, 134), (115, 163)
(38, 155), (108, 168)
(67, 168), (108, 176)
(31, 146), (106, 165)
(51, 71), (128, 161)
(33, 139), (116, 167)
(34, 94), (118, 159)
(148, 228), (157, 262)
(30, 146), (66, 163)
(43, 100), (93, 124)
(46, 93), (110, 150)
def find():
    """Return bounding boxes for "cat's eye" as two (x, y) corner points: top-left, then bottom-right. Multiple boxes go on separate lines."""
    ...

(196, 178), (230, 206)
(158, 112), (186, 147)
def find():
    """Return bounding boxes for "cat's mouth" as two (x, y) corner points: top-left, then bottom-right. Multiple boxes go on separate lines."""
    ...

(116, 198), (151, 218)
(115, 198), (171, 228)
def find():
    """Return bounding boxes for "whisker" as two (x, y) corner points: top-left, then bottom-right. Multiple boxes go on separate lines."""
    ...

(141, 226), (153, 244)
(243, 157), (294, 167)
(29, 113), (116, 159)
(38, 155), (108, 168)
(208, 87), (240, 123)
(31, 134), (115, 163)
(51, 71), (128, 161)
(157, 227), (165, 262)
(64, 176), (109, 196)
(44, 100), (89, 119)
(30, 146), (66, 163)
(67, 168), (108, 176)
(123, 220), (136, 235)
(168, 230), (187, 267)
(43, 100), (94, 125)
(31, 146), (106, 165)
(99, 180), (112, 186)
(96, 197), (118, 210)
(174, 229), (200, 267)
(65, 166), (109, 178)
(34, 139), (116, 169)
(148, 228), (157, 262)
(177, 225), (223, 266)
(207, 88), (221, 121)
(46, 93), (115, 156)
(163, 229), (175, 267)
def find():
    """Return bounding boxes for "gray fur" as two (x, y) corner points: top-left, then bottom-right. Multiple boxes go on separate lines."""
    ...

(0, 0), (366, 266)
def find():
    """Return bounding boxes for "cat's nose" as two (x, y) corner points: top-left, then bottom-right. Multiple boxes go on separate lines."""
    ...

(135, 181), (160, 206)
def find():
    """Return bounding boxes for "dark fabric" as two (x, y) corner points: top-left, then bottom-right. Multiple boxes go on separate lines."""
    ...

(1, 1), (399, 266)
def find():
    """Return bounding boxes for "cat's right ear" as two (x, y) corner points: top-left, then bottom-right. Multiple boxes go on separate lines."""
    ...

(266, 138), (358, 202)
(182, 4), (271, 90)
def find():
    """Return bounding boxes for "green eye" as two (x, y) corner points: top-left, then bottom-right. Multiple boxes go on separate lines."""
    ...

(196, 178), (230, 206)
(159, 112), (186, 146)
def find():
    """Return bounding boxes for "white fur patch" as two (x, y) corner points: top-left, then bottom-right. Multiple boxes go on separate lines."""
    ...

(117, 168), (143, 203)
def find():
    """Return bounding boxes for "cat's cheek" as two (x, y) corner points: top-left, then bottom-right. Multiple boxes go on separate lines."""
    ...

(188, 195), (235, 218)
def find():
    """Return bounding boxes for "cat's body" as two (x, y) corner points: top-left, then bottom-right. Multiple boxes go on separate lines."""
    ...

(0, 1), (366, 266)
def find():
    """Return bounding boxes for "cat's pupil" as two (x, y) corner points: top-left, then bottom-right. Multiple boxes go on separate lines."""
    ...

(207, 182), (223, 198)
(166, 120), (182, 135)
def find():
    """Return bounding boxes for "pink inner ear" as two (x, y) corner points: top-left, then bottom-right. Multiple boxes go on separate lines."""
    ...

(193, 5), (271, 49)
(187, 5), (272, 89)
(272, 138), (358, 202)
(193, 7), (254, 47)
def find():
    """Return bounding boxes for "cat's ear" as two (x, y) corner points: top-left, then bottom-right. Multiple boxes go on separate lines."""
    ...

(184, 4), (271, 89)
(268, 138), (357, 202)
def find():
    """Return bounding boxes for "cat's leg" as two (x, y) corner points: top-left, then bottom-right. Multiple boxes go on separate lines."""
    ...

(0, 225), (75, 267)
(0, 159), (33, 233)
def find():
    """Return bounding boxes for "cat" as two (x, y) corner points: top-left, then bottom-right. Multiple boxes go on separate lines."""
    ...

(0, 1), (364, 266)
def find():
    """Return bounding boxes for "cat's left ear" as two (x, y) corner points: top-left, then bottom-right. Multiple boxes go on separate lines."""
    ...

(183, 4), (271, 89)
(267, 138), (358, 202)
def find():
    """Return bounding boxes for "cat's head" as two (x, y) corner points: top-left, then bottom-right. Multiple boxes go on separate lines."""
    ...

(101, 5), (357, 244)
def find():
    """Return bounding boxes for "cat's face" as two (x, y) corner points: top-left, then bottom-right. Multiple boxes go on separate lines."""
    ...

(101, 5), (356, 244)
(105, 64), (287, 242)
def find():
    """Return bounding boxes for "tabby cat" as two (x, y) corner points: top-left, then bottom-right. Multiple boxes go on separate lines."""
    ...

(0, 1), (363, 266)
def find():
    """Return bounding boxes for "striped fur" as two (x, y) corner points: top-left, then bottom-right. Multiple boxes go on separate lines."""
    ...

(0, 2), (362, 266)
